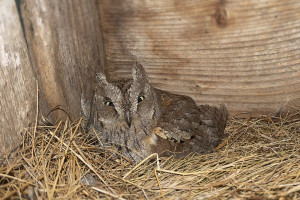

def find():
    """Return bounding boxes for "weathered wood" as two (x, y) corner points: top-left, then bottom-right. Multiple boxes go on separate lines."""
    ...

(0, 0), (37, 157)
(0, 0), (105, 158)
(20, 0), (105, 120)
(98, 0), (300, 115)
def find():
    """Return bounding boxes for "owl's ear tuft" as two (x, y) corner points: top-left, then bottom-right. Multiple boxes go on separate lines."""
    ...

(95, 73), (119, 93)
(132, 62), (149, 83)
(96, 73), (109, 85)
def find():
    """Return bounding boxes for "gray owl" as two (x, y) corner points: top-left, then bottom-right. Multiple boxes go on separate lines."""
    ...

(88, 63), (228, 162)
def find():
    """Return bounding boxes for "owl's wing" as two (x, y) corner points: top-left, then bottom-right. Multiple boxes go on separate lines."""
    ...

(197, 104), (228, 142)
(156, 90), (228, 144)
(156, 91), (202, 142)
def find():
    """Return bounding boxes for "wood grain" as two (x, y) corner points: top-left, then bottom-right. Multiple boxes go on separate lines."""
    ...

(98, 0), (300, 115)
(0, 0), (105, 157)
(20, 0), (105, 120)
(0, 0), (37, 156)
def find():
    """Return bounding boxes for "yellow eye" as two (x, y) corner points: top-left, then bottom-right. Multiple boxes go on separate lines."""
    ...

(104, 101), (114, 106)
(138, 95), (145, 103)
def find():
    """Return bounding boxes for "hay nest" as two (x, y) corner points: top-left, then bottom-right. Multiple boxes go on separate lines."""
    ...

(1, 108), (300, 199)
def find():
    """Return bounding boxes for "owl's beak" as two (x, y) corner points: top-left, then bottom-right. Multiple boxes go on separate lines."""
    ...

(125, 110), (131, 128)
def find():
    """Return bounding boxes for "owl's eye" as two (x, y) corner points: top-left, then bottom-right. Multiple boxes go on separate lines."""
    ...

(104, 101), (114, 106)
(138, 95), (145, 103)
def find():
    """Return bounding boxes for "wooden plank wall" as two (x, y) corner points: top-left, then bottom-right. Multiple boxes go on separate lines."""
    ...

(19, 0), (104, 119)
(0, 0), (104, 158)
(98, 0), (300, 115)
(0, 0), (37, 156)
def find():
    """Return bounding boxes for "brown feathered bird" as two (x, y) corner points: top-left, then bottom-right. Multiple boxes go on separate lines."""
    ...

(87, 63), (228, 162)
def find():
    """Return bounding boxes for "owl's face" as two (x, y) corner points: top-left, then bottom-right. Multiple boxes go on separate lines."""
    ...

(94, 64), (160, 133)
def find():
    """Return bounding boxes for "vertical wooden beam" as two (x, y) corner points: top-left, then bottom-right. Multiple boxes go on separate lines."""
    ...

(0, 0), (106, 158)
(20, 0), (105, 120)
(0, 0), (37, 156)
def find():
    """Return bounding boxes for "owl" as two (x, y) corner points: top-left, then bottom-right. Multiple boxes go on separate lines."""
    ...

(87, 63), (228, 162)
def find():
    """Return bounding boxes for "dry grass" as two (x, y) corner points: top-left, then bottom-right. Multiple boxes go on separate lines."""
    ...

(1, 108), (300, 199)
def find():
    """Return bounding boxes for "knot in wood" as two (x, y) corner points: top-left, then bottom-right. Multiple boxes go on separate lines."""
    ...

(215, 6), (228, 27)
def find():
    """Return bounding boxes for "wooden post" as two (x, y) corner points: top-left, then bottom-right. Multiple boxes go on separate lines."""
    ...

(0, 0), (105, 158)
(0, 0), (37, 156)
(19, 0), (105, 120)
